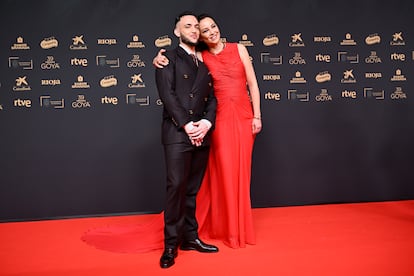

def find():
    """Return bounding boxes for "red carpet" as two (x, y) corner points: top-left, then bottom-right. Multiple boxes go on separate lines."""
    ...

(1, 200), (413, 276)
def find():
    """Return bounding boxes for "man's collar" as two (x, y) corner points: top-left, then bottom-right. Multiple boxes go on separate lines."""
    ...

(179, 43), (196, 55)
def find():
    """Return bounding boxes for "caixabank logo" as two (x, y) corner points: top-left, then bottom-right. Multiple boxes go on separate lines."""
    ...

(128, 74), (145, 88)
(13, 76), (32, 92)
(390, 32), (405, 46)
(70, 35), (87, 50)
(341, 69), (357, 84)
(289, 33), (305, 47)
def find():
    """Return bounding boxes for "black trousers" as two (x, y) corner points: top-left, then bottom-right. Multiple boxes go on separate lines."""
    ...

(162, 143), (210, 248)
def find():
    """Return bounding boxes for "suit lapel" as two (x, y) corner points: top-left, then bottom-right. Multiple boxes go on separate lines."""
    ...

(191, 59), (210, 94)
(176, 47), (209, 95)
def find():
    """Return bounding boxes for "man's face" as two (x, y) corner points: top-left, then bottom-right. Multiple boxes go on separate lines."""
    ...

(175, 15), (200, 46)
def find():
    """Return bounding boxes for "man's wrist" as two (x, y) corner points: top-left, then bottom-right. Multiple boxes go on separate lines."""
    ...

(184, 121), (194, 132)
(200, 119), (212, 129)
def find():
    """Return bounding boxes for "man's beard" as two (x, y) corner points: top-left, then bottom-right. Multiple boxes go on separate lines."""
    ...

(181, 35), (198, 47)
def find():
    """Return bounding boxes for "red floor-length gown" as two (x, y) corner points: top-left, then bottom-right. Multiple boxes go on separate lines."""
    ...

(197, 42), (256, 248)
(82, 42), (256, 253)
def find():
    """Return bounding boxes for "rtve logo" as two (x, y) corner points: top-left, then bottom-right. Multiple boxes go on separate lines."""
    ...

(70, 58), (88, 67)
(390, 53), (405, 61)
(101, 96), (119, 105)
(14, 98), (32, 107)
(264, 92), (281, 101)
(341, 90), (357, 99)
(315, 54), (331, 63)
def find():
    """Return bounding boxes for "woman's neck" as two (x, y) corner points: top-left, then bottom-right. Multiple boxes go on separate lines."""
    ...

(209, 41), (225, 55)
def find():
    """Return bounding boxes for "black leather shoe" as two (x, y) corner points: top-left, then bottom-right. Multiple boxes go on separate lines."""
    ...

(160, 248), (178, 269)
(180, 238), (219, 253)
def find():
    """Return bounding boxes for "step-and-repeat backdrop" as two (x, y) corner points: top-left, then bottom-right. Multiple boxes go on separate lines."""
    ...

(1, 0), (413, 221)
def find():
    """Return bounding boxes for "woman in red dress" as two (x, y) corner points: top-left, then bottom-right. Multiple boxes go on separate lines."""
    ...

(194, 14), (262, 248)
(82, 14), (262, 253)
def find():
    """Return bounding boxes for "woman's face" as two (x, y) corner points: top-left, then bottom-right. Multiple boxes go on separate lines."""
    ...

(199, 17), (221, 45)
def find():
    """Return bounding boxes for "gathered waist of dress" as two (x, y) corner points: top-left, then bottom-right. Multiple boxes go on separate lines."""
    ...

(213, 84), (250, 97)
(215, 93), (251, 106)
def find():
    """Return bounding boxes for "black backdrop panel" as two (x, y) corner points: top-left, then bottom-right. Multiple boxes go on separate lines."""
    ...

(1, 0), (413, 221)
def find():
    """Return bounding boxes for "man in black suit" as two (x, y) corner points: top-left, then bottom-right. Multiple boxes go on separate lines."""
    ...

(155, 11), (218, 269)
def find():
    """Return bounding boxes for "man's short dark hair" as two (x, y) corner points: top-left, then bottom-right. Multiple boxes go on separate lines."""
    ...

(175, 11), (197, 26)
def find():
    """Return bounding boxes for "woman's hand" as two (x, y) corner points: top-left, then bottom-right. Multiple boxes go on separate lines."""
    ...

(252, 117), (262, 134)
(153, 49), (169, 68)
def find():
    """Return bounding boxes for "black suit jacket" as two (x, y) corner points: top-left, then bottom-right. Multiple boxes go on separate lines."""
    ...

(155, 46), (216, 146)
